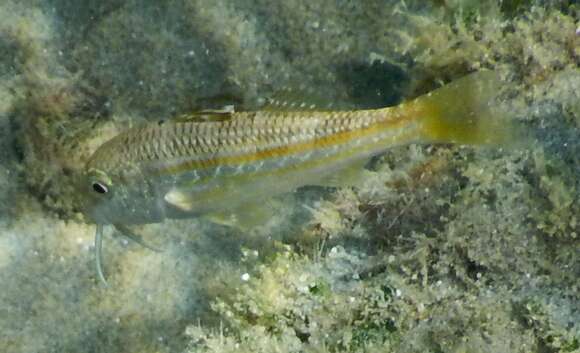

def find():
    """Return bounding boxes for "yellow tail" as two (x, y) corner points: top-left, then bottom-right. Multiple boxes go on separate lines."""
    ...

(415, 71), (519, 146)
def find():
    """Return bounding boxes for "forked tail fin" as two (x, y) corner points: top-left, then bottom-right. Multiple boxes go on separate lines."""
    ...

(415, 71), (520, 146)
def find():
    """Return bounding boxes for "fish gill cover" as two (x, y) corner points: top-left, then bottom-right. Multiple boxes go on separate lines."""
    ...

(0, 1), (578, 353)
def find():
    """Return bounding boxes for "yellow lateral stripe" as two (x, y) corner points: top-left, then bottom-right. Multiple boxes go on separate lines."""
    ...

(184, 124), (420, 203)
(157, 108), (415, 175)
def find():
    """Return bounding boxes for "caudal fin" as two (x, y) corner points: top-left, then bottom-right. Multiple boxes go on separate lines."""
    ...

(415, 71), (521, 146)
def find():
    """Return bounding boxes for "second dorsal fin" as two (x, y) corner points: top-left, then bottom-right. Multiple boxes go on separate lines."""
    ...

(173, 105), (236, 123)
(259, 87), (348, 112)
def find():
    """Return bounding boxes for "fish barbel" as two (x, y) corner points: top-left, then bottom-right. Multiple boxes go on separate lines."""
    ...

(79, 71), (514, 285)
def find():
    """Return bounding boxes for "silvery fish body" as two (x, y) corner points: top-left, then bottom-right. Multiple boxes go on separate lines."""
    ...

(84, 105), (420, 225)
(79, 71), (511, 284)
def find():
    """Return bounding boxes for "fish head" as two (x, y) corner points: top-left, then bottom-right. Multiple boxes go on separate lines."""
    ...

(78, 166), (166, 225)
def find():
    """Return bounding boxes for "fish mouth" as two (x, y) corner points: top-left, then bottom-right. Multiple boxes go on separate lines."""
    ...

(94, 223), (109, 287)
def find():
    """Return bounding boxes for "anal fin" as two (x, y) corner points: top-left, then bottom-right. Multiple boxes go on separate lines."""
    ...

(319, 160), (373, 187)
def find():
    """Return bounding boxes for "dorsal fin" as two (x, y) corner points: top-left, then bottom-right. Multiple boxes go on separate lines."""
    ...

(173, 105), (235, 123)
(259, 87), (345, 112)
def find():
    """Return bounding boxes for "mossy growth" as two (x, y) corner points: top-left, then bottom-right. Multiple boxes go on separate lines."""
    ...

(499, 0), (534, 17)
(183, 2), (578, 353)
(186, 248), (405, 352)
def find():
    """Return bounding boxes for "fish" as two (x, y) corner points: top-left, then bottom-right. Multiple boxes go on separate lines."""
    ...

(78, 70), (516, 285)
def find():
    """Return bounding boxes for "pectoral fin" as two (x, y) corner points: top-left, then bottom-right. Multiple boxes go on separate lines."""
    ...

(164, 187), (196, 212)
(165, 186), (278, 231)
(165, 184), (280, 231)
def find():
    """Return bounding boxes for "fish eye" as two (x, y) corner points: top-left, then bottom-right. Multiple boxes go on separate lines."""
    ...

(92, 182), (109, 194)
